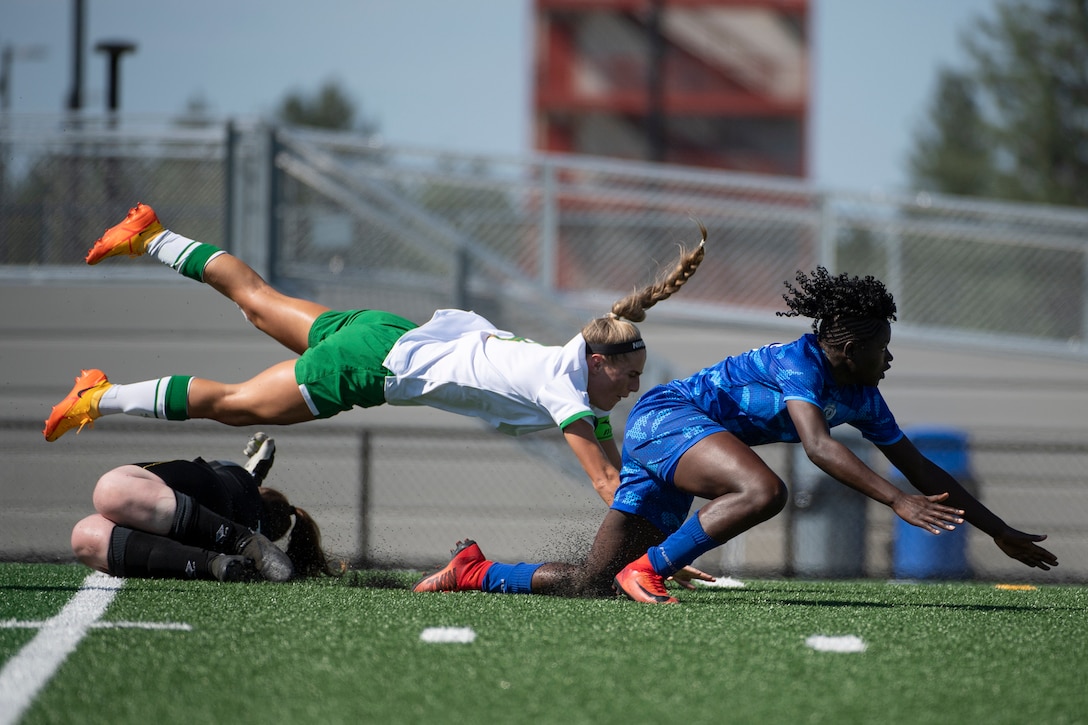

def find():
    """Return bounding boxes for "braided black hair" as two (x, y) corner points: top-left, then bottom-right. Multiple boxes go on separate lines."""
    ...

(776, 267), (897, 345)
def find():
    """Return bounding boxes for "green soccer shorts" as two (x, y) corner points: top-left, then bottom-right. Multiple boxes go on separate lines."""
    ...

(294, 309), (418, 418)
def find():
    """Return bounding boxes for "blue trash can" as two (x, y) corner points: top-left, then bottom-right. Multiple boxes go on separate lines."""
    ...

(889, 426), (973, 579)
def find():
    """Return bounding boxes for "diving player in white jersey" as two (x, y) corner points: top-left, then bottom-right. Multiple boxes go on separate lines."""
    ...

(44, 203), (705, 505)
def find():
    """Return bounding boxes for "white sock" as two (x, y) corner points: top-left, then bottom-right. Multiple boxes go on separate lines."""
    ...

(98, 379), (171, 418)
(146, 230), (204, 273)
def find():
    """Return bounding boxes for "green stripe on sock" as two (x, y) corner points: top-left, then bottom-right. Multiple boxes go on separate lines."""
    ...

(163, 376), (192, 421)
(177, 243), (222, 282)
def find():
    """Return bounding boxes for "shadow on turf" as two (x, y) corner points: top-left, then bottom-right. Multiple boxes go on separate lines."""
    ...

(340, 571), (415, 590)
(324, 572), (1087, 614)
(0, 584), (84, 595)
(685, 591), (1071, 613)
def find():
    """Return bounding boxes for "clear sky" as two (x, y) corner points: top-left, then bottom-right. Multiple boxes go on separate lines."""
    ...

(2, 0), (998, 193)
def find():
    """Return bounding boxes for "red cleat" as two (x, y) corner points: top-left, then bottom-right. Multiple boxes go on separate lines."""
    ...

(412, 539), (492, 593)
(613, 553), (678, 604)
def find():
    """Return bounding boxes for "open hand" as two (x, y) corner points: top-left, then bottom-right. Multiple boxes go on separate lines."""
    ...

(995, 528), (1059, 570)
(668, 565), (716, 590)
(893, 491), (965, 534)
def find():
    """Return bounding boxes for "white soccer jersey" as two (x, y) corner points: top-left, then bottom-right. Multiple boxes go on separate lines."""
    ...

(382, 309), (598, 436)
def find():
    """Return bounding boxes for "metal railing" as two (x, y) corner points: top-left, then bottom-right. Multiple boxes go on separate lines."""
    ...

(4, 114), (1088, 358)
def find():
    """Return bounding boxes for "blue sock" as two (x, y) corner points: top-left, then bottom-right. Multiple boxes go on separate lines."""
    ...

(646, 512), (718, 576)
(481, 562), (543, 594)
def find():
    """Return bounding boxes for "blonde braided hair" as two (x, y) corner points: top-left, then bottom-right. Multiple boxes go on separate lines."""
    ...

(581, 220), (707, 353)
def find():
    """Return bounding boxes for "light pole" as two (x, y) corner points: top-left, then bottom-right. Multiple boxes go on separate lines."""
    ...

(94, 40), (137, 113)
(0, 43), (47, 263)
(0, 43), (49, 112)
(93, 40), (136, 208)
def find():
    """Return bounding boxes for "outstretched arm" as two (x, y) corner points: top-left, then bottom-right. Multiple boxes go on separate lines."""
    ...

(878, 436), (1058, 570)
(563, 419), (622, 505)
(786, 400), (965, 533)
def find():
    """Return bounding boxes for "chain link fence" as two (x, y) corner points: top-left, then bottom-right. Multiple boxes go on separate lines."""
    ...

(3, 114), (1087, 581)
(269, 127), (1088, 358)
(6, 115), (1088, 353)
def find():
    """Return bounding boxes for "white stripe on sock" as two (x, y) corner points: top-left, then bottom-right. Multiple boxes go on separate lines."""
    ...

(146, 230), (201, 271)
(98, 378), (171, 418)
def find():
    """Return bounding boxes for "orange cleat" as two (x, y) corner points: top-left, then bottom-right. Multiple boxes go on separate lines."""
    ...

(613, 553), (678, 604)
(412, 539), (492, 593)
(85, 203), (164, 265)
(43, 369), (111, 442)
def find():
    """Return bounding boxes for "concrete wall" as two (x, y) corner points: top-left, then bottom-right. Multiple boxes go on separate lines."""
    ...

(3, 279), (1086, 582)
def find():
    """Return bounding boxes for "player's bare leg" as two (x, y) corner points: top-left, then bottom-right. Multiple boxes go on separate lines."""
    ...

(186, 359), (316, 426)
(85, 203), (330, 356)
(201, 254), (329, 355)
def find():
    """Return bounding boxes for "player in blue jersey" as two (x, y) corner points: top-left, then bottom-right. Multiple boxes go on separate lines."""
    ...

(414, 267), (1058, 602)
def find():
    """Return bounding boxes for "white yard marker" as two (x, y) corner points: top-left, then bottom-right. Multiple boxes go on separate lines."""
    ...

(0, 572), (191, 725)
(420, 627), (476, 643)
(805, 634), (867, 653)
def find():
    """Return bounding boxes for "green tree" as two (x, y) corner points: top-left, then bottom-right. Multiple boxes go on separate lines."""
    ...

(908, 68), (994, 196)
(908, 0), (1088, 206)
(275, 79), (378, 134)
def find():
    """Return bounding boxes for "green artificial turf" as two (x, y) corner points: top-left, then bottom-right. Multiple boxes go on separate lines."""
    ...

(3, 564), (1086, 725)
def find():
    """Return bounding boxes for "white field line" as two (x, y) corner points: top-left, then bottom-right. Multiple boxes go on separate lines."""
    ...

(1, 620), (192, 632)
(0, 572), (123, 725)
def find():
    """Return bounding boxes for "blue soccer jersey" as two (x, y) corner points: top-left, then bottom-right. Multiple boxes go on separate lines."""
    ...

(615, 334), (903, 534)
(665, 333), (901, 446)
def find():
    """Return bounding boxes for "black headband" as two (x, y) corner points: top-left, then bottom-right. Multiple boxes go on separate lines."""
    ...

(818, 317), (886, 345)
(586, 338), (645, 356)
